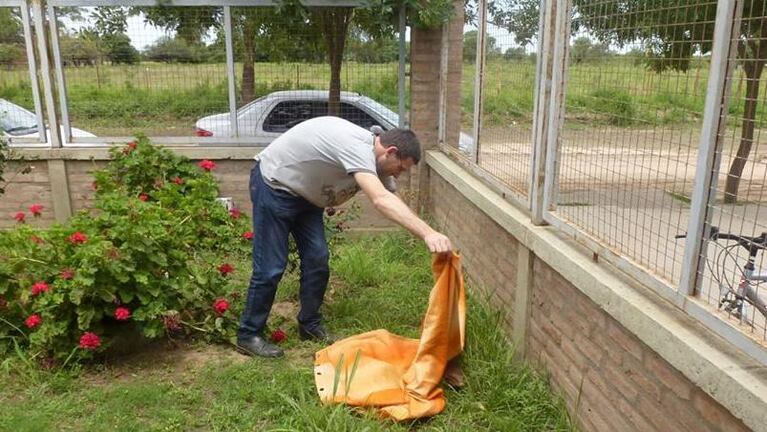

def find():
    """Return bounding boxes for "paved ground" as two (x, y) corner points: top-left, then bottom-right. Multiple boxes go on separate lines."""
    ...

(476, 125), (767, 343)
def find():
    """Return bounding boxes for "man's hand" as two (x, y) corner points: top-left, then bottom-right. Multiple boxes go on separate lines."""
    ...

(424, 231), (452, 254)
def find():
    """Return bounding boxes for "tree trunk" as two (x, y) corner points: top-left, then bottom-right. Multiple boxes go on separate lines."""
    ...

(724, 36), (767, 203)
(240, 21), (257, 105)
(316, 8), (353, 116)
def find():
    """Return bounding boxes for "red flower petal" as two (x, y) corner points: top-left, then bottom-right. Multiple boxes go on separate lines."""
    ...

(29, 204), (43, 216)
(270, 328), (287, 343)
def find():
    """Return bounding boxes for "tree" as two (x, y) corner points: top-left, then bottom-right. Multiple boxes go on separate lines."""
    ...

(133, 1), (454, 110)
(503, 46), (526, 61)
(493, 0), (766, 203)
(463, 29), (500, 63)
(569, 36), (611, 64)
(60, 34), (101, 66)
(145, 37), (200, 63)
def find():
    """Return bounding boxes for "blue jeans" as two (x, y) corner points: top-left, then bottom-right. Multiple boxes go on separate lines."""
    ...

(238, 163), (329, 339)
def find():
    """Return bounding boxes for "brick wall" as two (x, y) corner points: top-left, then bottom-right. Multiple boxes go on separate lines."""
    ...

(428, 173), (750, 432)
(1, 157), (394, 231)
(2, 161), (54, 226)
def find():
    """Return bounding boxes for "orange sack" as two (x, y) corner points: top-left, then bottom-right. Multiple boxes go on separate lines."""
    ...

(313, 252), (465, 421)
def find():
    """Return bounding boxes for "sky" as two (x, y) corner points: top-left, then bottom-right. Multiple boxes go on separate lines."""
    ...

(62, 8), (529, 54)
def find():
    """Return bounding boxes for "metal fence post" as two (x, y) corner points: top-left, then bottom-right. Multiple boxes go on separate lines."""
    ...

(679, 0), (742, 296)
(540, 0), (571, 218)
(438, 22), (448, 146)
(530, 0), (555, 222)
(398, 4), (406, 128)
(224, 6), (238, 137)
(31, 0), (60, 147)
(47, 3), (70, 144)
(19, 0), (46, 144)
(471, 0), (487, 164)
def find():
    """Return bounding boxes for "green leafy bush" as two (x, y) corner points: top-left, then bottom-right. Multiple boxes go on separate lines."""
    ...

(0, 138), (252, 364)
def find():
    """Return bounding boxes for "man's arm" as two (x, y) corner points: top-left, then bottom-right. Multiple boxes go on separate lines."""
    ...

(354, 172), (452, 253)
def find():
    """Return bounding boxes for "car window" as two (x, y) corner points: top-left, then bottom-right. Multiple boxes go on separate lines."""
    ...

(262, 101), (326, 133)
(340, 103), (381, 130)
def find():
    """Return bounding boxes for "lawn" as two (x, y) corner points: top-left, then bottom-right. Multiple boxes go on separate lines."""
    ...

(0, 232), (573, 432)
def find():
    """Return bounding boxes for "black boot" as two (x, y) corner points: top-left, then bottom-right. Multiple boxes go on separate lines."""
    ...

(236, 334), (284, 358)
(298, 325), (336, 344)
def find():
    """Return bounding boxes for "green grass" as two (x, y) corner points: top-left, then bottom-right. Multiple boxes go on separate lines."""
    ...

(0, 232), (573, 431)
(4, 58), (764, 134)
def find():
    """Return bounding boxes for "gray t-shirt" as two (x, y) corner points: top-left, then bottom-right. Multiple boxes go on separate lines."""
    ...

(256, 116), (390, 208)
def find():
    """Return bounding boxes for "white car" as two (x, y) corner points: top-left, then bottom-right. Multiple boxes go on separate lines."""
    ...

(0, 98), (95, 143)
(195, 90), (473, 153)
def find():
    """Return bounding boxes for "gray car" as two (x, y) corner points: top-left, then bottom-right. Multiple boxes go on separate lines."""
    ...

(194, 90), (473, 152)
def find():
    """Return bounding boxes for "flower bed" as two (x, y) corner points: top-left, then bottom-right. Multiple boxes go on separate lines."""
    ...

(1, 139), (255, 364)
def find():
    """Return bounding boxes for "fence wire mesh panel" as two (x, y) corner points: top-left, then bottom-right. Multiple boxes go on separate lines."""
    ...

(459, 15), (476, 159)
(1, 5), (40, 145)
(50, 6), (229, 137)
(4, 1), (403, 144)
(226, 6), (401, 142)
(697, 2), (767, 342)
(551, 0), (715, 286)
(474, 1), (537, 200)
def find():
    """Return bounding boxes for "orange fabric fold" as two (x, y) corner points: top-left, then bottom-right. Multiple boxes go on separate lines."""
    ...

(314, 252), (465, 421)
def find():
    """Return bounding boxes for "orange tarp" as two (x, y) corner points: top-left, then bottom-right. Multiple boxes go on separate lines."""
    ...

(313, 252), (465, 420)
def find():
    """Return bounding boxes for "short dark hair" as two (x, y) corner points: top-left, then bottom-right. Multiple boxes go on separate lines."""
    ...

(379, 129), (421, 164)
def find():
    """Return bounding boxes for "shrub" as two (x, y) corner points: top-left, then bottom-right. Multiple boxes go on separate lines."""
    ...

(0, 137), (252, 364)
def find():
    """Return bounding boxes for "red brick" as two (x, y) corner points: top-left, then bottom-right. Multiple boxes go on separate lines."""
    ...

(644, 352), (692, 400)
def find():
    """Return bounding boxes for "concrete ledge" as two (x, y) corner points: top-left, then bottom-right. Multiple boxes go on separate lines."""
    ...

(11, 146), (264, 161)
(426, 150), (767, 432)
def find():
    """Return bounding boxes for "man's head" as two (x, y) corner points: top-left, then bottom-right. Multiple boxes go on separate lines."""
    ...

(374, 128), (421, 179)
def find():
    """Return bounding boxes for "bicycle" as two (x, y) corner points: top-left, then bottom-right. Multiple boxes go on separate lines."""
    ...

(677, 226), (767, 326)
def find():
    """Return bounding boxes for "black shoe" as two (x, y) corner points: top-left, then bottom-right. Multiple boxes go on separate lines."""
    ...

(236, 334), (284, 358)
(298, 325), (336, 344)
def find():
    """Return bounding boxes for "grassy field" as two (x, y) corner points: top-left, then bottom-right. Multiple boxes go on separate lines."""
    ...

(3, 57), (762, 137)
(0, 232), (574, 431)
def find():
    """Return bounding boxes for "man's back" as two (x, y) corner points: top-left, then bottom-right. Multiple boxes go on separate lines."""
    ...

(256, 116), (377, 208)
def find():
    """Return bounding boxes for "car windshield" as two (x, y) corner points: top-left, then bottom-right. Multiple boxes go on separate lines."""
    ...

(359, 97), (398, 127)
(0, 100), (38, 136)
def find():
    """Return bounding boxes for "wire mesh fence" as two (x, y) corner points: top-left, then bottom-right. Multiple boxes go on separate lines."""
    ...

(697, 1), (767, 340)
(3, 2), (404, 141)
(552, 0), (715, 287)
(459, 0), (537, 202)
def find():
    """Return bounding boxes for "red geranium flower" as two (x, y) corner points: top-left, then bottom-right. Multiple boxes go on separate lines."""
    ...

(213, 298), (229, 315)
(30, 235), (44, 244)
(270, 328), (287, 343)
(114, 307), (131, 321)
(229, 208), (241, 218)
(218, 263), (234, 276)
(31, 281), (50, 296)
(59, 268), (75, 280)
(123, 141), (137, 154)
(25, 314), (42, 329)
(197, 160), (216, 171)
(242, 231), (254, 240)
(138, 193), (149, 202)
(79, 332), (101, 350)
(14, 212), (25, 222)
(29, 204), (43, 217)
(68, 232), (87, 244)
(173, 176), (184, 185)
